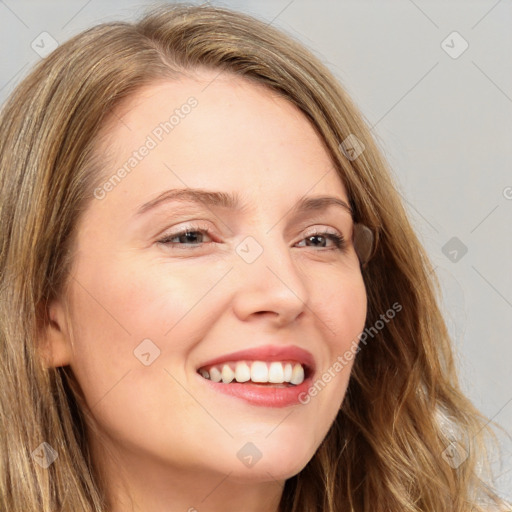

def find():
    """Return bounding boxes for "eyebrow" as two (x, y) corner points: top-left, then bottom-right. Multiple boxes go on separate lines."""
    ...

(135, 188), (353, 218)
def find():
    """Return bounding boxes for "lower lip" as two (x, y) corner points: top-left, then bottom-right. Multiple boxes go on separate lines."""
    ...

(199, 375), (313, 408)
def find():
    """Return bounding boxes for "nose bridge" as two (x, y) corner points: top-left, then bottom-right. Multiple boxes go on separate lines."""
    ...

(231, 223), (308, 322)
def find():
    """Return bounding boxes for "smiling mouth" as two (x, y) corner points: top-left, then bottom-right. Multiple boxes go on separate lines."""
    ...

(197, 360), (307, 386)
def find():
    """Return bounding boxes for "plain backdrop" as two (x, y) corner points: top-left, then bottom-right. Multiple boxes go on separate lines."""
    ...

(1, 0), (511, 501)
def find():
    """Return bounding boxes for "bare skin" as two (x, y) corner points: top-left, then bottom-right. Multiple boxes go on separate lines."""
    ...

(43, 70), (367, 512)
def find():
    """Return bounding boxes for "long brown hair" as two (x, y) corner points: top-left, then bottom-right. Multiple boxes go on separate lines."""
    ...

(0, 3), (508, 511)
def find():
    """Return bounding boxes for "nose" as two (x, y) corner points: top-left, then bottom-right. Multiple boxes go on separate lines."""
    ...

(231, 233), (309, 327)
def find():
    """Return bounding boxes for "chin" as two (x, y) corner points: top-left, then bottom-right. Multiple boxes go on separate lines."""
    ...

(215, 433), (318, 483)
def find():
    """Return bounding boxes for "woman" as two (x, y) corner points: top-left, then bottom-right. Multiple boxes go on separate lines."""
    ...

(0, 3), (508, 511)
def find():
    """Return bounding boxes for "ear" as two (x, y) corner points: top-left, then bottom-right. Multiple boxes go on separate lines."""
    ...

(38, 298), (73, 368)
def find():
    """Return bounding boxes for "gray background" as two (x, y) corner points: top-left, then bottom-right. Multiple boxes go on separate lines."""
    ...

(1, 0), (511, 501)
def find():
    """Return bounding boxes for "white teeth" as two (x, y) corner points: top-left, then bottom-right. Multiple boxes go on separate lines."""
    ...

(268, 362), (285, 383)
(234, 361), (251, 382)
(209, 366), (222, 383)
(221, 364), (235, 384)
(290, 363), (304, 385)
(283, 363), (293, 382)
(199, 360), (306, 385)
(251, 361), (269, 382)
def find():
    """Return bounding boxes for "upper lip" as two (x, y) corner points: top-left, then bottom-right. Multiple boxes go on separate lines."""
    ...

(196, 344), (316, 376)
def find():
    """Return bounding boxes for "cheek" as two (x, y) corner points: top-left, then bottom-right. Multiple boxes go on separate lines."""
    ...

(69, 254), (218, 339)
(320, 269), (367, 347)
(64, 256), (226, 392)
(301, 270), (366, 414)
(63, 261), (214, 446)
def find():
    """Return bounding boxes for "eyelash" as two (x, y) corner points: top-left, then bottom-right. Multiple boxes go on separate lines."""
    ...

(157, 224), (347, 252)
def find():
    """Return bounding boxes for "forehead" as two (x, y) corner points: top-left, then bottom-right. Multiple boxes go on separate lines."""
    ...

(91, 73), (349, 220)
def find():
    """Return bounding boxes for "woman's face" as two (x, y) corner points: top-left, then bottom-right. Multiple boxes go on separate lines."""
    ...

(48, 71), (367, 483)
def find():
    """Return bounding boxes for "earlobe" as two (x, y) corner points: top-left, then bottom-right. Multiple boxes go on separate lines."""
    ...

(39, 299), (73, 368)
